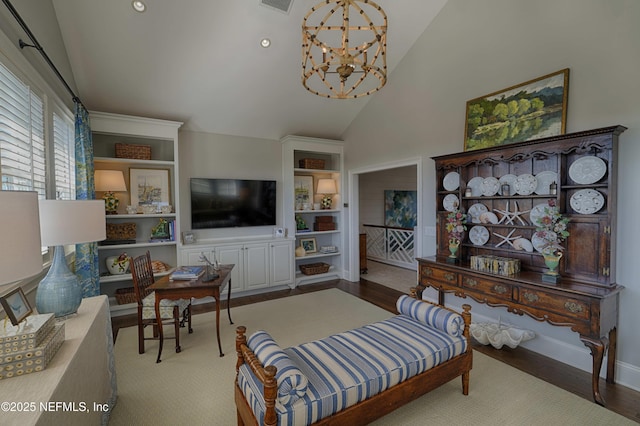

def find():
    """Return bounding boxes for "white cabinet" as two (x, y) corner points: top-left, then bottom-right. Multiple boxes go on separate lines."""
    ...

(281, 136), (344, 286)
(91, 111), (182, 316)
(180, 238), (294, 295)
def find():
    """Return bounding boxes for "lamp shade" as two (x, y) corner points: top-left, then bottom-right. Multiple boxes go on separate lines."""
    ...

(38, 200), (106, 246)
(316, 178), (337, 194)
(0, 191), (43, 286)
(95, 170), (127, 192)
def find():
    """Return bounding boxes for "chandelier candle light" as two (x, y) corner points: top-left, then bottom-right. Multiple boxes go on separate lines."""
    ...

(302, 0), (387, 99)
(36, 200), (106, 318)
(95, 170), (127, 214)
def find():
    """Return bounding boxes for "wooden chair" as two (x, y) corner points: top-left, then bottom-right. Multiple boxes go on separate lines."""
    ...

(130, 251), (193, 362)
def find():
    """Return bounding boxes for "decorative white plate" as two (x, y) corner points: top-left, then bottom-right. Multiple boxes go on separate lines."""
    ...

(469, 225), (490, 246)
(512, 238), (534, 252)
(467, 203), (488, 223)
(443, 171), (460, 191)
(479, 211), (499, 224)
(481, 177), (500, 196)
(513, 174), (537, 195)
(443, 193), (459, 212)
(569, 156), (607, 185)
(570, 189), (605, 214)
(529, 203), (549, 226)
(531, 230), (557, 253)
(466, 176), (484, 197)
(534, 171), (558, 195)
(498, 174), (517, 195)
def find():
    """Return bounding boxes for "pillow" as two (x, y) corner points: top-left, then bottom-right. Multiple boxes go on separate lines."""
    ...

(396, 295), (464, 337)
(247, 331), (308, 406)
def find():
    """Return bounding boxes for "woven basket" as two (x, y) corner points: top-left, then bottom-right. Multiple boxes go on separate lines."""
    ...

(299, 262), (330, 275)
(106, 223), (136, 241)
(115, 143), (151, 160)
(299, 158), (325, 169)
(115, 287), (137, 304)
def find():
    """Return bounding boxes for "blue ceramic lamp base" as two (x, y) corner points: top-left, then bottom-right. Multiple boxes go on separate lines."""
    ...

(35, 246), (82, 318)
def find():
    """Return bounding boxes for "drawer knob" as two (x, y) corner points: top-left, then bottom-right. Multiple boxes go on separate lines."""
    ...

(564, 301), (584, 314)
(464, 278), (478, 287)
(423, 268), (433, 277)
(444, 273), (456, 282)
(492, 284), (508, 294)
(523, 292), (539, 303)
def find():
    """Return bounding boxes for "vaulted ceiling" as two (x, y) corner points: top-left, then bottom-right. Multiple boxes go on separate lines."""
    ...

(50, 0), (447, 140)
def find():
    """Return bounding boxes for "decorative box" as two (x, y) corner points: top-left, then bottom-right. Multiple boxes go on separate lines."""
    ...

(299, 158), (325, 169)
(0, 323), (64, 380)
(105, 222), (137, 241)
(470, 255), (521, 276)
(0, 313), (55, 354)
(315, 216), (334, 222)
(314, 222), (336, 231)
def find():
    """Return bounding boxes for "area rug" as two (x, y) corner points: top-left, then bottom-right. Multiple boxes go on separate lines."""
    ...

(362, 260), (417, 293)
(110, 289), (632, 425)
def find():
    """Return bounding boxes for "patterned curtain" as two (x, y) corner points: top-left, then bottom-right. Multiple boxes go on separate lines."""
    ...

(74, 102), (100, 297)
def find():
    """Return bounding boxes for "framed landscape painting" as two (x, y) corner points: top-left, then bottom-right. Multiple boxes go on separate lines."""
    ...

(464, 69), (569, 151)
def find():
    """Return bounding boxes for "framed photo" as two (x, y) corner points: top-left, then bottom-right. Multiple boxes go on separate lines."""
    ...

(464, 68), (569, 151)
(1, 287), (32, 326)
(273, 227), (285, 238)
(294, 175), (314, 210)
(129, 168), (171, 208)
(182, 231), (196, 245)
(300, 237), (317, 254)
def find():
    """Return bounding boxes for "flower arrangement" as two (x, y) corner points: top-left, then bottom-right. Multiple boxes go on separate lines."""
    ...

(534, 199), (570, 254)
(446, 210), (467, 242)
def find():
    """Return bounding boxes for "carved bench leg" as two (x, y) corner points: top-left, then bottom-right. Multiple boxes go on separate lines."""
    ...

(580, 335), (609, 406)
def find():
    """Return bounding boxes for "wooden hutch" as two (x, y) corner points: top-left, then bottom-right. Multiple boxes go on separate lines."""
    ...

(417, 125), (626, 406)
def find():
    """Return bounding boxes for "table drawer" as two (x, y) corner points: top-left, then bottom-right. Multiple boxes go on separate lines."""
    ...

(419, 265), (458, 285)
(461, 275), (512, 297)
(519, 289), (590, 320)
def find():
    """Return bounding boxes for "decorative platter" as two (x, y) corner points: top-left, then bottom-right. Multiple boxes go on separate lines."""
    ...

(468, 203), (488, 223)
(479, 211), (499, 224)
(568, 156), (607, 185)
(513, 174), (537, 195)
(531, 230), (557, 253)
(529, 203), (549, 226)
(469, 225), (490, 246)
(466, 176), (484, 197)
(534, 171), (558, 195)
(498, 174), (517, 195)
(443, 171), (460, 191)
(570, 189), (605, 214)
(443, 193), (459, 212)
(481, 177), (500, 196)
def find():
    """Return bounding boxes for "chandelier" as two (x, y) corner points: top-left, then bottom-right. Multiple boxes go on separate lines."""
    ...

(302, 0), (387, 99)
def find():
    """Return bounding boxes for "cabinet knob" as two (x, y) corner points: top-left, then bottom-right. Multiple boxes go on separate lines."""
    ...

(523, 292), (539, 303)
(564, 301), (584, 314)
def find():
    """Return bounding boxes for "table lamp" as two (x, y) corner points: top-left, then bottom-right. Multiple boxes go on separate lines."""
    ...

(0, 191), (43, 287)
(316, 178), (337, 210)
(36, 200), (106, 317)
(95, 170), (127, 214)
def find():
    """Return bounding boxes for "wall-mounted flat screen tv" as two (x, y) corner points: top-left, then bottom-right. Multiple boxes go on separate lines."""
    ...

(190, 178), (277, 229)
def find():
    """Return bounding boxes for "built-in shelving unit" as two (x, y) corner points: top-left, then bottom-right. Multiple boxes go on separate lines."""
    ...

(90, 111), (182, 316)
(282, 135), (344, 286)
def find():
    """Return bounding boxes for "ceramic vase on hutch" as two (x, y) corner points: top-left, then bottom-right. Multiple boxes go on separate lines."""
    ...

(447, 238), (460, 263)
(542, 251), (562, 283)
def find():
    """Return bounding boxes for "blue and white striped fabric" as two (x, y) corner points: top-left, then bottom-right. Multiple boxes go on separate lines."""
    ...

(248, 331), (309, 406)
(397, 294), (464, 337)
(237, 313), (468, 426)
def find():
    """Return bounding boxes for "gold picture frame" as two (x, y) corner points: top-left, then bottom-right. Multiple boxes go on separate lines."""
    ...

(464, 69), (569, 151)
(300, 237), (317, 254)
(129, 168), (171, 208)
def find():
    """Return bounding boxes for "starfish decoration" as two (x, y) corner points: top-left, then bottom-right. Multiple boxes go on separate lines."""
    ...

(493, 228), (522, 249)
(493, 201), (531, 226)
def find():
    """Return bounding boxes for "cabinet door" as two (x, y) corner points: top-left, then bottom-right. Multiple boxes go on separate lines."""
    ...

(182, 249), (213, 266)
(216, 244), (244, 293)
(244, 243), (270, 291)
(270, 241), (294, 286)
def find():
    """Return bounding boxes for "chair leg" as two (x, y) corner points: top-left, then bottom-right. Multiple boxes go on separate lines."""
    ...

(138, 311), (145, 354)
(173, 306), (181, 353)
(188, 304), (193, 334)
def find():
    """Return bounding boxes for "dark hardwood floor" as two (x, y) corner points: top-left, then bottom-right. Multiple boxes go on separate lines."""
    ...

(111, 278), (640, 423)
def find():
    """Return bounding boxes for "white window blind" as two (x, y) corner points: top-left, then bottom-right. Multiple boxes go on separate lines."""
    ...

(0, 62), (46, 197)
(53, 111), (75, 200)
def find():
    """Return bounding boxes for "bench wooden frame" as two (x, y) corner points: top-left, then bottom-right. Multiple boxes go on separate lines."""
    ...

(234, 290), (472, 426)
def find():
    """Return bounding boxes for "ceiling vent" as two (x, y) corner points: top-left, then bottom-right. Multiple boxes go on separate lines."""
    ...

(260, 0), (293, 14)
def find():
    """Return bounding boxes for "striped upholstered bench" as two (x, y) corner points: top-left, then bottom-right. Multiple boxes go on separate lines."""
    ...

(234, 295), (472, 426)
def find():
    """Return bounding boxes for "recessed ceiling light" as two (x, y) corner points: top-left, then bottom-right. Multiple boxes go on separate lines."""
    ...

(132, 1), (146, 13)
(260, 38), (271, 48)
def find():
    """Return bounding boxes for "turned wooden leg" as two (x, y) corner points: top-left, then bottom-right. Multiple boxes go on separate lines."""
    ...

(606, 327), (617, 384)
(580, 335), (609, 406)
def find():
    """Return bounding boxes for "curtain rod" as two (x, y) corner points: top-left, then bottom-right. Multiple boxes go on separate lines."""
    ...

(2, 0), (83, 106)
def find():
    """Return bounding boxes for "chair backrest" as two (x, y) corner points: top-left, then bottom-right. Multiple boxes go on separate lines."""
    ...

(130, 251), (155, 304)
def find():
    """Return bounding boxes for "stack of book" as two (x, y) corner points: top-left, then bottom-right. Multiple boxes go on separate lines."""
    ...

(0, 313), (65, 380)
(170, 265), (205, 280)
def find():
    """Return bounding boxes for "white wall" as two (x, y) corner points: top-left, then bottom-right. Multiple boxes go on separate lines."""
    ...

(342, 0), (640, 390)
(178, 130), (283, 242)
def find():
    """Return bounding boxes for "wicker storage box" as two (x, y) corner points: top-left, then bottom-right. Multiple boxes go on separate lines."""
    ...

(299, 262), (330, 275)
(115, 143), (151, 160)
(314, 222), (336, 231)
(106, 223), (136, 241)
(299, 158), (325, 169)
(115, 287), (137, 304)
